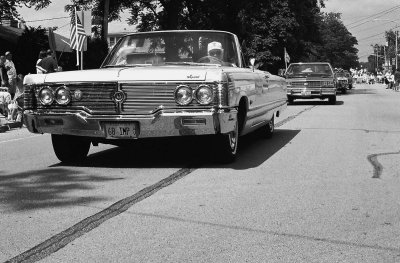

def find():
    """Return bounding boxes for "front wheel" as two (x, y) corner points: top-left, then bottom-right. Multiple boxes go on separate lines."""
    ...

(52, 134), (91, 163)
(328, 95), (336, 105)
(215, 119), (239, 163)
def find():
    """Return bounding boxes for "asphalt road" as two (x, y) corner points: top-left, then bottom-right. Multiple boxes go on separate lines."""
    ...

(1, 83), (400, 263)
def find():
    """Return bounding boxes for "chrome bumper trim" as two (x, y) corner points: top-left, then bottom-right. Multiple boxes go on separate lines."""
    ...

(23, 109), (238, 138)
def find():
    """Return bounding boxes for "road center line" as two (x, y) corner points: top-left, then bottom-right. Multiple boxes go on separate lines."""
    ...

(275, 106), (316, 128)
(6, 167), (198, 263)
(7, 106), (315, 262)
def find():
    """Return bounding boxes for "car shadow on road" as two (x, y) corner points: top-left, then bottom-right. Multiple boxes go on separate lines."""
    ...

(289, 100), (343, 106)
(0, 168), (121, 212)
(55, 129), (300, 170)
(350, 88), (378, 95)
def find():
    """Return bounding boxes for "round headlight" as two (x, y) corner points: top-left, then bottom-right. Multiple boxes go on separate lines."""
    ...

(38, 87), (54, 105)
(55, 87), (71, 105)
(195, 85), (213, 105)
(174, 85), (193, 105)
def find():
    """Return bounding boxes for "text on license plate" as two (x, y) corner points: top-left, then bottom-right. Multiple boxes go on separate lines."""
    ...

(104, 122), (139, 138)
(301, 91), (311, 96)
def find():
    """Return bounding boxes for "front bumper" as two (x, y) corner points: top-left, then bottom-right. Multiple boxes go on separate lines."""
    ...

(24, 108), (237, 138)
(287, 87), (336, 99)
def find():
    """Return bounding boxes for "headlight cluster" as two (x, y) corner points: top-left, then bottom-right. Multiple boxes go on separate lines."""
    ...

(38, 86), (72, 105)
(174, 84), (214, 105)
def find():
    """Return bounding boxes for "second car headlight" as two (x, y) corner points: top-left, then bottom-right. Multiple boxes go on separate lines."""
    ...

(55, 86), (71, 105)
(174, 85), (193, 105)
(195, 85), (213, 105)
(38, 87), (54, 105)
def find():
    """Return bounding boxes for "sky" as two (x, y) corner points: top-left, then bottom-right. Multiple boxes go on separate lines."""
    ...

(322, 0), (400, 62)
(17, 0), (400, 62)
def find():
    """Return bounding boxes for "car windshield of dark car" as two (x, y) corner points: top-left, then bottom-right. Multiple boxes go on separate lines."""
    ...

(286, 64), (333, 77)
(102, 31), (240, 67)
(336, 73), (346, 78)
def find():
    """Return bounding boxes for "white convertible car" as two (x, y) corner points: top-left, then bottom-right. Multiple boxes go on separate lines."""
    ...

(23, 30), (287, 163)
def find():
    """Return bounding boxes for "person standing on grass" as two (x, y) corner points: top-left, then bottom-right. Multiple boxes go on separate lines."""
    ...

(0, 56), (9, 87)
(37, 50), (58, 74)
(36, 50), (47, 74)
(4, 51), (17, 98)
(394, 70), (400, 92)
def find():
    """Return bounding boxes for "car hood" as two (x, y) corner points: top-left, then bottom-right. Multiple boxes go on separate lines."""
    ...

(24, 66), (226, 85)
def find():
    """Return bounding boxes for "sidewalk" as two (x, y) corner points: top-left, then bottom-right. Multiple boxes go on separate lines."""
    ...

(0, 115), (23, 133)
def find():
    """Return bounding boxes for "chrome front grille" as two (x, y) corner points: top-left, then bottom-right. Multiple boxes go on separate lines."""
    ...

(120, 83), (221, 114)
(290, 81), (322, 87)
(26, 83), (118, 114)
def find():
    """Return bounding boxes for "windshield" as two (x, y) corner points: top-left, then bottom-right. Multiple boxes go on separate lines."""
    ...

(335, 72), (346, 78)
(102, 31), (240, 67)
(286, 63), (333, 77)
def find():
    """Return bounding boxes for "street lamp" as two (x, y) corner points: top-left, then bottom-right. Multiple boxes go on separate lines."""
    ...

(373, 19), (399, 70)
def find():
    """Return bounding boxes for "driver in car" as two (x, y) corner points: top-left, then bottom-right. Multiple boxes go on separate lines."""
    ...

(203, 41), (236, 66)
(208, 41), (224, 60)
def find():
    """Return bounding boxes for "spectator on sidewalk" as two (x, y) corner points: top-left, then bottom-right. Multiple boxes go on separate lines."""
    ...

(37, 50), (58, 74)
(394, 70), (400, 92)
(388, 71), (395, 90)
(0, 55), (8, 87)
(384, 71), (391, 89)
(36, 50), (47, 74)
(4, 51), (17, 98)
(7, 74), (24, 122)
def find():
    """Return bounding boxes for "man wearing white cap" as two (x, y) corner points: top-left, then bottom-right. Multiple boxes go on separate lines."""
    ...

(207, 41), (224, 61)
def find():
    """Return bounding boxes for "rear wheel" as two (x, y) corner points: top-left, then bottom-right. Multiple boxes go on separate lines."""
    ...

(258, 115), (274, 139)
(52, 134), (91, 163)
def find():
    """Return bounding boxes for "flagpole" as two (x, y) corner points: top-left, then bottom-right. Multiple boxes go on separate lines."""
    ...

(284, 47), (288, 70)
(74, 6), (79, 68)
(81, 51), (83, 70)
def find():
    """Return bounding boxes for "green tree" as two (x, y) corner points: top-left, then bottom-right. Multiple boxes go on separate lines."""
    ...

(317, 12), (358, 69)
(0, 1), (52, 19)
(15, 26), (49, 75)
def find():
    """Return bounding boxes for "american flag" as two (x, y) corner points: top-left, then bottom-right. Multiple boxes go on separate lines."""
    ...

(70, 9), (86, 51)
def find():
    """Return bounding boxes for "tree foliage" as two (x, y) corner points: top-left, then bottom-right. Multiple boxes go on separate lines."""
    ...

(7, 0), (359, 73)
(317, 12), (358, 69)
(14, 26), (49, 75)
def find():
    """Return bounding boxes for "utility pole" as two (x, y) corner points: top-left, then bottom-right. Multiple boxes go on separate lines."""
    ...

(396, 30), (398, 70)
(102, 0), (109, 42)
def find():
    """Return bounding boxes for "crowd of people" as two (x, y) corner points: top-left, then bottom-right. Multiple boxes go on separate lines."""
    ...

(0, 49), (60, 123)
(0, 51), (23, 122)
(350, 68), (400, 91)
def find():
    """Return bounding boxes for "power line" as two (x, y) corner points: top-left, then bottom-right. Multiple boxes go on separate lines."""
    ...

(357, 25), (400, 42)
(346, 5), (400, 29)
(24, 16), (69, 23)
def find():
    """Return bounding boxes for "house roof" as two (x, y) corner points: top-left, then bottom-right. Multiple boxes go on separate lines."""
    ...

(0, 25), (24, 43)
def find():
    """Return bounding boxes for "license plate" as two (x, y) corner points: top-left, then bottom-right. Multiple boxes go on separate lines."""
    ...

(301, 91), (311, 96)
(104, 122), (139, 138)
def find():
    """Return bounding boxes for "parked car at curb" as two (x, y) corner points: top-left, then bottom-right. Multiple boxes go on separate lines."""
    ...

(285, 62), (336, 104)
(23, 30), (287, 163)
